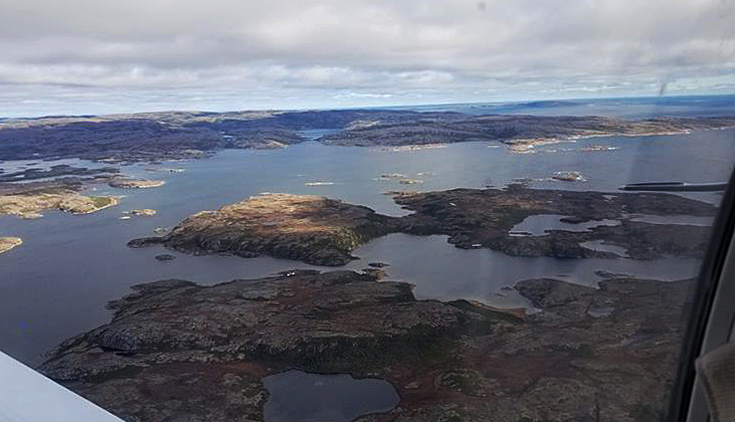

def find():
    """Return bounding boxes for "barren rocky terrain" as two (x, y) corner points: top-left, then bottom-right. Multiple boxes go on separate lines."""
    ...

(128, 187), (717, 264)
(2, 110), (733, 162)
(41, 270), (691, 422)
(0, 236), (22, 254)
(128, 193), (399, 266)
(0, 189), (118, 219)
(395, 185), (717, 259)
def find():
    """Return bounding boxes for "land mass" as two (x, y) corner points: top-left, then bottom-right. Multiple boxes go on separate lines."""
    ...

(395, 185), (716, 259)
(129, 187), (716, 264)
(0, 236), (22, 254)
(0, 172), (124, 219)
(108, 178), (165, 189)
(0, 188), (118, 219)
(2, 109), (733, 162)
(41, 269), (690, 422)
(128, 193), (398, 266)
(0, 164), (119, 183)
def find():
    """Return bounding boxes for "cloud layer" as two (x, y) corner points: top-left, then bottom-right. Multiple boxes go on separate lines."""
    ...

(1, 0), (734, 116)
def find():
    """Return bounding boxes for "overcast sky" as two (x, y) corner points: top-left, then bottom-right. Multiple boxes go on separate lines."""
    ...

(1, 0), (734, 116)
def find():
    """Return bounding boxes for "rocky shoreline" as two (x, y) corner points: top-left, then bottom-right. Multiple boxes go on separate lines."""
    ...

(129, 187), (717, 264)
(40, 269), (692, 422)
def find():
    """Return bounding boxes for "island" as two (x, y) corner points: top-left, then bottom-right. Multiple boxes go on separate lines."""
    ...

(128, 193), (399, 266)
(130, 209), (157, 216)
(108, 178), (165, 189)
(41, 269), (689, 422)
(128, 187), (717, 264)
(0, 182), (118, 219)
(0, 236), (23, 255)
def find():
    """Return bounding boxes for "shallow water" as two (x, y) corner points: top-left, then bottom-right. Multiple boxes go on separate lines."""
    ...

(1, 129), (734, 365)
(345, 234), (698, 306)
(262, 370), (399, 422)
(510, 214), (620, 236)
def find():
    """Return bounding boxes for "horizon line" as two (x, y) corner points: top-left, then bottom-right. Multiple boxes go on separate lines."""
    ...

(3, 92), (735, 121)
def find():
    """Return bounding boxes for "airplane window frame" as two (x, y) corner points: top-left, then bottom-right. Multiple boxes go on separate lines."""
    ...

(670, 168), (735, 422)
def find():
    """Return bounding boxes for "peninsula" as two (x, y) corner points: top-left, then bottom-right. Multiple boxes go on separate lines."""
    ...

(41, 270), (689, 422)
(129, 187), (717, 263)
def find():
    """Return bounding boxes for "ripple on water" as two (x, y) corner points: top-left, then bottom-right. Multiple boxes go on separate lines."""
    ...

(579, 240), (629, 256)
(623, 213), (714, 226)
(262, 370), (399, 422)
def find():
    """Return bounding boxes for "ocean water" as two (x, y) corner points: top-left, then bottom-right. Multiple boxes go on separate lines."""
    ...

(1, 127), (735, 365)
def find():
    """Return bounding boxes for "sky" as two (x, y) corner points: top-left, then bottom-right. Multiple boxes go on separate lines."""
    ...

(0, 0), (734, 117)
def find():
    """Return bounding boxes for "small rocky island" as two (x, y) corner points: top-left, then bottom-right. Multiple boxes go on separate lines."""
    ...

(0, 236), (23, 255)
(41, 269), (690, 422)
(128, 193), (399, 266)
(130, 208), (157, 216)
(129, 187), (717, 264)
(0, 182), (118, 219)
(108, 178), (165, 189)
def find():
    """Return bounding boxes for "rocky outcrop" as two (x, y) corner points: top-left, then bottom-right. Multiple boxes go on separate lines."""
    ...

(0, 236), (22, 254)
(130, 209), (157, 216)
(42, 271), (490, 378)
(108, 178), (165, 189)
(41, 270), (691, 422)
(128, 194), (401, 266)
(0, 190), (118, 219)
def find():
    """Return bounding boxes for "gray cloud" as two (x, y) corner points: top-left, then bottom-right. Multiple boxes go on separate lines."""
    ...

(0, 0), (734, 116)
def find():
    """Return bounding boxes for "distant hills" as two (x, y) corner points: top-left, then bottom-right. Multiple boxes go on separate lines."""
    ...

(1, 109), (734, 162)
